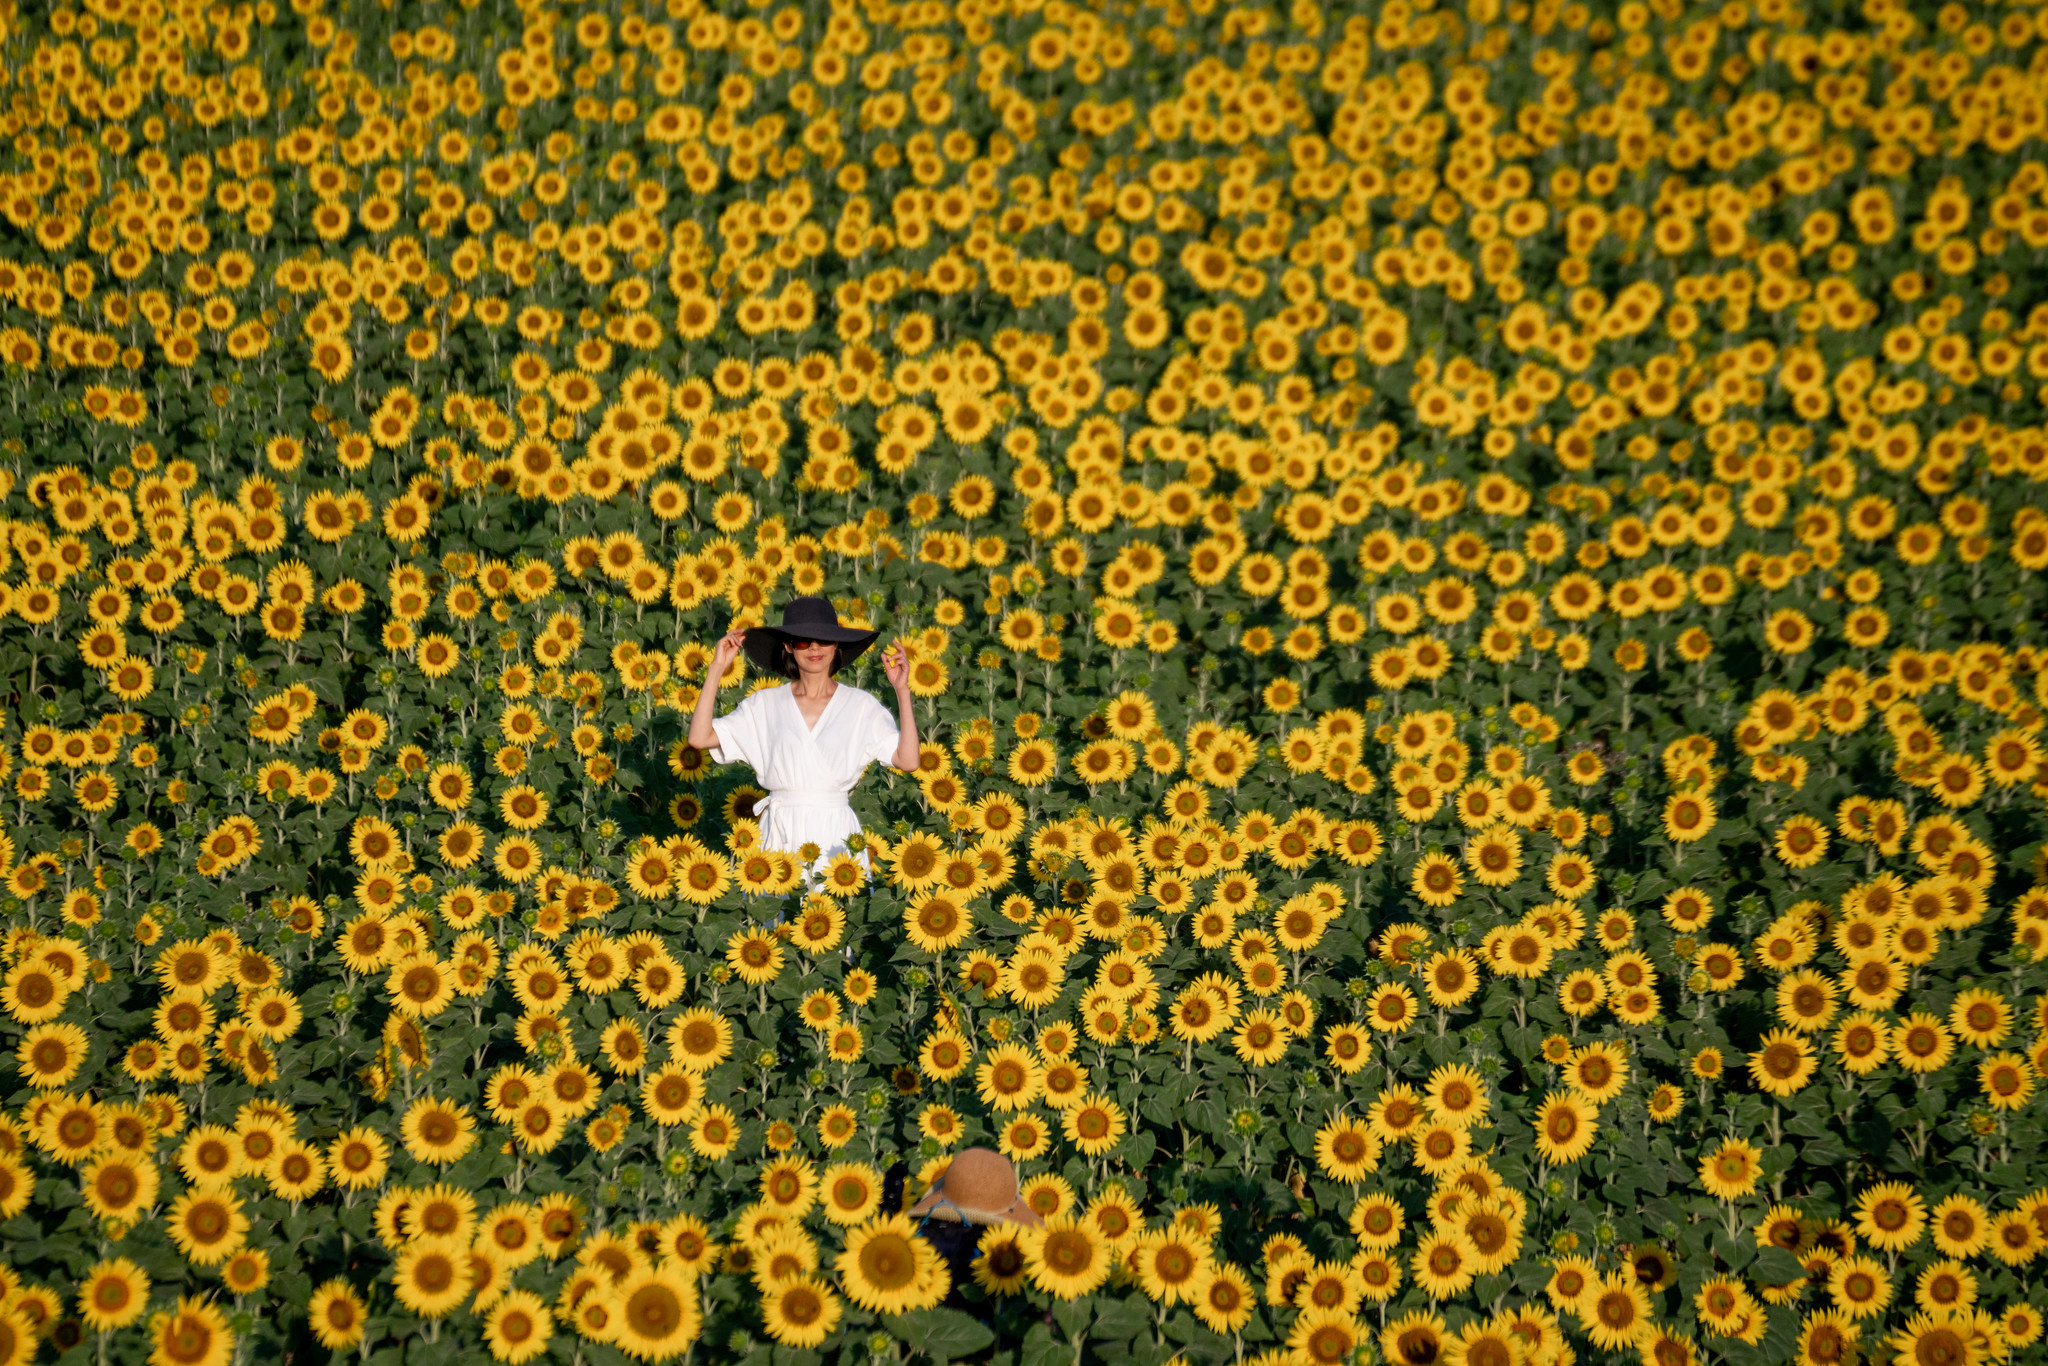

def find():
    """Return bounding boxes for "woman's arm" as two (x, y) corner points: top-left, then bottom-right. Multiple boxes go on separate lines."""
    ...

(688, 628), (747, 751)
(882, 640), (920, 771)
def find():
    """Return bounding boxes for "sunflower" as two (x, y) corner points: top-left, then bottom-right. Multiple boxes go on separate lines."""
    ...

(1747, 1029), (1818, 1097)
(150, 1296), (233, 1366)
(917, 1028), (971, 1082)
(438, 822), (486, 869)
(408, 1183), (479, 1245)
(1929, 1194), (1989, 1258)
(1128, 1228), (1213, 1305)
(77, 1257), (151, 1330)
(1356, 1251), (1404, 1304)
(972, 1226), (1032, 1296)
(1294, 1260), (1364, 1316)
(760, 1277), (841, 1349)
(1531, 1093), (1598, 1164)
(1556, 968), (1606, 1017)
(402, 1097), (478, 1165)
(838, 1215), (949, 1313)
(393, 1243), (470, 1318)
(633, 956), (686, 1010)
(757, 1158), (819, 1217)
(789, 899), (846, 952)
(426, 763), (473, 811)
(1004, 950), (1066, 1009)
(1365, 1085), (1426, 1147)
(1545, 851), (1596, 900)
(905, 894), (972, 952)
(975, 1043), (1043, 1111)
(483, 1290), (553, 1364)
(595, 1266), (695, 1362)
(661, 1213), (719, 1273)
(82, 1154), (160, 1220)
(1662, 791), (1718, 842)
(1910, 1261), (1972, 1315)
(618, 841), (681, 902)
(601, 1021), (648, 1076)
(818, 1163), (881, 1226)
(1232, 1009), (1289, 1066)
(490, 782), (549, 831)
(1832, 1012), (1891, 1075)
(1698, 1137), (1764, 1201)
(44, 1097), (107, 1167)
(1773, 814), (1830, 867)
(1019, 1214), (1111, 1300)
(480, 1204), (544, 1267)
(1950, 987), (2013, 1047)
(685, 1104), (737, 1160)
(222, 1249), (271, 1295)
(1421, 950), (1480, 1007)
(1986, 727), (2046, 787)
(668, 1010), (733, 1072)
(1410, 1121), (1471, 1175)
(1991, 1211), (2043, 1265)
(493, 836), (543, 883)
(1008, 739), (1059, 786)
(1169, 977), (1237, 1043)
(387, 958), (456, 1019)
(1380, 1312), (1448, 1366)
(1410, 1228), (1478, 1300)
(1424, 1063), (1489, 1129)
(725, 929), (784, 984)
(1285, 1307), (1362, 1366)
(1774, 970), (1839, 1034)
(1584, 1272), (1653, 1349)
(996, 1113), (1049, 1161)
(2001, 1302), (2043, 1349)
(1871, 1313), (1981, 1366)
(1304, 1119), (1375, 1185)
(889, 834), (945, 890)
(1567, 1042), (1630, 1103)
(1363, 983), (1417, 1034)
(1464, 828), (1524, 888)
(16, 1022), (89, 1088)
(817, 1105), (859, 1149)
(1447, 1318), (1526, 1366)
(1062, 1094), (1127, 1156)
(1827, 1255), (1892, 1319)
(1843, 954), (1906, 1011)
(1395, 780), (1442, 823)
(167, 1189), (249, 1266)
(1982, 1056), (2031, 1114)
(917, 1104), (966, 1149)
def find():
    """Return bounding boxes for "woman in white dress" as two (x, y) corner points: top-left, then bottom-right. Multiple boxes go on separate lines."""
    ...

(685, 596), (920, 885)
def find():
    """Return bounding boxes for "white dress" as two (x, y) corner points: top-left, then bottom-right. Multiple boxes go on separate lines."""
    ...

(708, 681), (903, 883)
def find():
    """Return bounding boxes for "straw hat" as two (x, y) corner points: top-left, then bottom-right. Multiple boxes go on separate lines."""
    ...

(904, 1147), (1042, 1227)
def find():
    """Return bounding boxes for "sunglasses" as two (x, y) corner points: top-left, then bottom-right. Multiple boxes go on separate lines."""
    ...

(783, 638), (834, 650)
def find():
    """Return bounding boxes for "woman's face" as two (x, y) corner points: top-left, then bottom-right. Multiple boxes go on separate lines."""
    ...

(784, 637), (837, 674)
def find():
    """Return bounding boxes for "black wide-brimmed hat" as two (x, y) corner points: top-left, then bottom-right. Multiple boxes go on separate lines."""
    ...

(743, 595), (880, 677)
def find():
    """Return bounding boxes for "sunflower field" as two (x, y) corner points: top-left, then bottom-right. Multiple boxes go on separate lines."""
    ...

(5, 0), (2048, 1361)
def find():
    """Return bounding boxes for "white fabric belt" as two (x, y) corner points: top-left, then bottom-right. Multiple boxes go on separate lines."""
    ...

(755, 793), (854, 819)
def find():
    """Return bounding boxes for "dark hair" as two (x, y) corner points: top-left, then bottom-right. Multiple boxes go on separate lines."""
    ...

(775, 637), (849, 679)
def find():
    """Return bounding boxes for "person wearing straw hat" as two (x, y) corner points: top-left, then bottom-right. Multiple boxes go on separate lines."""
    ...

(687, 595), (920, 885)
(882, 1148), (1042, 1307)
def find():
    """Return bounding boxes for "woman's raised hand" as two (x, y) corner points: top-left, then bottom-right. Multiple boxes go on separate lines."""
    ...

(711, 628), (747, 670)
(882, 640), (910, 692)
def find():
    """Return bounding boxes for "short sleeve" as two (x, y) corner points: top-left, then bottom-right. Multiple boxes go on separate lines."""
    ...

(859, 692), (902, 768)
(708, 693), (763, 769)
